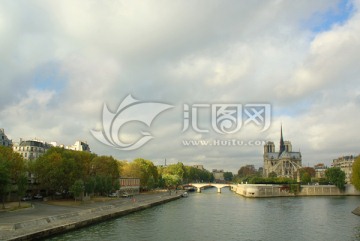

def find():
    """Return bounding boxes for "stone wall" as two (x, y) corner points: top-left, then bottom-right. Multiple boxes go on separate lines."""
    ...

(232, 184), (360, 198)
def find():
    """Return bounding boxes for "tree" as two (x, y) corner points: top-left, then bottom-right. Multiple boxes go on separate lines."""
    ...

(223, 172), (233, 181)
(301, 167), (316, 177)
(299, 167), (315, 183)
(121, 159), (158, 190)
(183, 166), (213, 183)
(301, 172), (311, 184)
(0, 146), (27, 208)
(162, 174), (182, 189)
(325, 167), (346, 190)
(69, 179), (84, 202)
(352, 156), (360, 190)
(237, 165), (257, 178)
(17, 175), (28, 207)
(268, 172), (277, 178)
(0, 162), (10, 209)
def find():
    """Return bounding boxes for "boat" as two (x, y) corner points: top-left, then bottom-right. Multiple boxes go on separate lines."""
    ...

(181, 192), (189, 197)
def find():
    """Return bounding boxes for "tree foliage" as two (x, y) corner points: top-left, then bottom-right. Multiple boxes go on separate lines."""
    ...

(31, 147), (119, 196)
(223, 172), (233, 181)
(69, 179), (84, 202)
(237, 165), (257, 178)
(162, 174), (182, 189)
(0, 146), (27, 208)
(352, 156), (360, 191)
(120, 158), (158, 190)
(325, 167), (346, 190)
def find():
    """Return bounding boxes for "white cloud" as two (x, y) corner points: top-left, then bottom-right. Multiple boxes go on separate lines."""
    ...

(0, 0), (359, 173)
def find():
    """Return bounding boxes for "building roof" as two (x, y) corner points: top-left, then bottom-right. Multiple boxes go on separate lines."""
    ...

(266, 152), (301, 159)
(19, 140), (51, 148)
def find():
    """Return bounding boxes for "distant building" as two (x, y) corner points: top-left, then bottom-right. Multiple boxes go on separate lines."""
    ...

(314, 163), (328, 179)
(66, 140), (91, 152)
(193, 165), (205, 171)
(263, 126), (302, 178)
(13, 139), (52, 184)
(332, 155), (357, 183)
(119, 177), (140, 195)
(0, 128), (12, 147)
(13, 139), (51, 161)
(212, 169), (224, 182)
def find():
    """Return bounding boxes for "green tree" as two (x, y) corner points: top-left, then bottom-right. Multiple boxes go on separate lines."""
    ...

(223, 172), (233, 181)
(325, 167), (346, 190)
(84, 176), (96, 196)
(301, 172), (311, 184)
(122, 159), (158, 190)
(162, 162), (185, 179)
(0, 146), (27, 208)
(17, 174), (28, 207)
(70, 179), (84, 202)
(352, 156), (360, 190)
(0, 162), (10, 209)
(268, 171), (277, 178)
(238, 165), (257, 178)
(162, 174), (182, 189)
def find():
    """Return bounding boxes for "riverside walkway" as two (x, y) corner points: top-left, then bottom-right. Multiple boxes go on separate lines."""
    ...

(0, 191), (183, 241)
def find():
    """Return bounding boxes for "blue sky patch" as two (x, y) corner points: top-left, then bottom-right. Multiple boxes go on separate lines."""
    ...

(31, 62), (67, 92)
(307, 0), (354, 33)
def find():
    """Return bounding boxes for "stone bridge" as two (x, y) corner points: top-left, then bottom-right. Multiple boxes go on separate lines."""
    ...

(187, 183), (234, 193)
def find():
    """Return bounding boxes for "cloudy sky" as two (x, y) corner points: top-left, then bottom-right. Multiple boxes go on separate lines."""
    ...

(1, 0), (359, 173)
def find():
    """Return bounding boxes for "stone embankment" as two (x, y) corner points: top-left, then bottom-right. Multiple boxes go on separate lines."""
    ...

(0, 192), (183, 241)
(231, 184), (360, 198)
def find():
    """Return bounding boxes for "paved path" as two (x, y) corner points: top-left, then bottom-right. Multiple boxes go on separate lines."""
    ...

(0, 191), (183, 241)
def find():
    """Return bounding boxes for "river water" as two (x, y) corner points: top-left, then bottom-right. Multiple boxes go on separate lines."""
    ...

(46, 188), (360, 241)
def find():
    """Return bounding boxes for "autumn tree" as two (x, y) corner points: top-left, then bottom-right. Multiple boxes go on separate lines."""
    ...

(32, 147), (119, 196)
(237, 165), (257, 178)
(121, 158), (158, 190)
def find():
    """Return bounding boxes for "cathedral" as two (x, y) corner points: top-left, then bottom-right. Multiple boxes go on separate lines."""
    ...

(263, 126), (302, 179)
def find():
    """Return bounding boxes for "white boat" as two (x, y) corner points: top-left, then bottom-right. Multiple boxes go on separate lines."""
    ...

(181, 192), (189, 197)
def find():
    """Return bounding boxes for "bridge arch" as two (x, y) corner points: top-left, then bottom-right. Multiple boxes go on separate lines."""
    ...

(187, 183), (232, 193)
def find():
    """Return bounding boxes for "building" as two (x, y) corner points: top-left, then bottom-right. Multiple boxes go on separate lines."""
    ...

(263, 126), (302, 178)
(119, 177), (140, 195)
(13, 139), (52, 184)
(66, 140), (91, 152)
(0, 128), (12, 147)
(12, 139), (52, 161)
(193, 165), (205, 171)
(212, 169), (225, 182)
(332, 155), (357, 183)
(314, 163), (328, 179)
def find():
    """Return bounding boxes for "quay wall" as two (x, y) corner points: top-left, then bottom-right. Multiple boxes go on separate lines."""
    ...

(2, 195), (182, 241)
(232, 184), (360, 198)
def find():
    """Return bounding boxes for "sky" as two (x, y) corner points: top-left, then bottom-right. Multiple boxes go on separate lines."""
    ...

(1, 0), (360, 173)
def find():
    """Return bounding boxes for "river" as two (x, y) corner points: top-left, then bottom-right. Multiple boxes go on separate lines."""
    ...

(46, 188), (360, 241)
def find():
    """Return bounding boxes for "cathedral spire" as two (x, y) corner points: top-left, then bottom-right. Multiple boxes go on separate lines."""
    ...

(279, 124), (285, 157)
